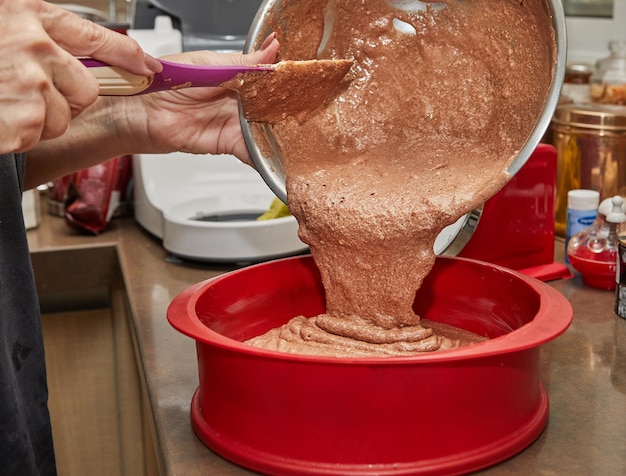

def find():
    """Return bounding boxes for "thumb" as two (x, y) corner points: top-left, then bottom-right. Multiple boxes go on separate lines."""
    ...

(245, 33), (280, 65)
(163, 35), (280, 68)
(214, 33), (280, 67)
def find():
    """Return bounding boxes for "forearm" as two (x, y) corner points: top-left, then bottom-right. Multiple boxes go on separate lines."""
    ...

(24, 96), (161, 189)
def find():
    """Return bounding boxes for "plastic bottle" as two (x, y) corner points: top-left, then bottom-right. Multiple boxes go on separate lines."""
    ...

(590, 40), (626, 105)
(565, 189), (600, 262)
(568, 195), (626, 289)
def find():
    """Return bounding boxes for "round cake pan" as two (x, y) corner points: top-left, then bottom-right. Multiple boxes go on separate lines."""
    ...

(167, 255), (572, 475)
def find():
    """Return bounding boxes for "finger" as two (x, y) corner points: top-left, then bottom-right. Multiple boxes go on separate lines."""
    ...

(21, 61), (74, 144)
(0, 61), (71, 153)
(50, 51), (100, 118)
(0, 98), (44, 154)
(162, 37), (280, 69)
(39, 2), (162, 76)
(245, 36), (281, 65)
(40, 85), (73, 141)
(0, 88), (69, 153)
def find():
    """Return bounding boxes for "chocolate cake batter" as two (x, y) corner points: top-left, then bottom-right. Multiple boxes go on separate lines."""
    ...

(222, 59), (353, 123)
(245, 0), (556, 357)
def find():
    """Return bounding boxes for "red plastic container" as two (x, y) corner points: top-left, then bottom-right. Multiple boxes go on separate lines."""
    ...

(568, 251), (617, 290)
(167, 255), (572, 475)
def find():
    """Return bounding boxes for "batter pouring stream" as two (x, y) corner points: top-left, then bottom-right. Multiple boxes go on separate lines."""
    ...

(245, 0), (556, 357)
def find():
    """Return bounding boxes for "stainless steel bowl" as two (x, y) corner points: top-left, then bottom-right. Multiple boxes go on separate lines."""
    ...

(241, 0), (567, 206)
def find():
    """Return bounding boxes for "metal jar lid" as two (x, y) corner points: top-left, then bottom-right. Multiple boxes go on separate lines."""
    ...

(565, 63), (593, 83)
(552, 103), (626, 131)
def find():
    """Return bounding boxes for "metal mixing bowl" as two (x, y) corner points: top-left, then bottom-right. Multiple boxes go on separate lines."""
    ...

(240, 0), (566, 205)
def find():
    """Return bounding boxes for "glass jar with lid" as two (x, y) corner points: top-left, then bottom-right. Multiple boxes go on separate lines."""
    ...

(590, 40), (626, 105)
(551, 103), (626, 236)
(562, 63), (593, 104)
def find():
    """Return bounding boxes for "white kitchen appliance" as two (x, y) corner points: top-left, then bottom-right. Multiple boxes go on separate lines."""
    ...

(133, 152), (306, 263)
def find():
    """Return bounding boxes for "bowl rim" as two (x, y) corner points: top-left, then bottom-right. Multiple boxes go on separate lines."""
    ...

(167, 255), (573, 364)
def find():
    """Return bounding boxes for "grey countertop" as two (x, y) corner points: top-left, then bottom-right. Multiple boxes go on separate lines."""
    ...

(27, 212), (626, 475)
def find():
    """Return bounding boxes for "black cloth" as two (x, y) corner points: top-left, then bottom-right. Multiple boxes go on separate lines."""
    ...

(0, 153), (57, 475)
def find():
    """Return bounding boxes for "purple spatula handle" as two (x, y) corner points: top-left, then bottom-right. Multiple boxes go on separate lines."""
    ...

(80, 58), (273, 95)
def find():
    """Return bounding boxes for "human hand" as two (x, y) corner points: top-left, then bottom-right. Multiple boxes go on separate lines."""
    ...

(0, 0), (161, 154)
(116, 34), (280, 165)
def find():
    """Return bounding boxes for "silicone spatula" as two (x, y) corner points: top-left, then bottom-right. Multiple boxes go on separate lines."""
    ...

(81, 57), (354, 122)
(80, 58), (275, 96)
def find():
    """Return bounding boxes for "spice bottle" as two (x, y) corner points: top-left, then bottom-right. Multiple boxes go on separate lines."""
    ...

(565, 189), (600, 262)
(568, 196), (626, 289)
(590, 40), (626, 105)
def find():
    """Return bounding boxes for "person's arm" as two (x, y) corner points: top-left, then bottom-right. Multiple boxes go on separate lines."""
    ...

(24, 40), (280, 189)
(24, 96), (142, 188)
(0, 0), (161, 155)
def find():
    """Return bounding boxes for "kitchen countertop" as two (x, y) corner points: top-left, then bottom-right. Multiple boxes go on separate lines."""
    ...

(27, 212), (626, 476)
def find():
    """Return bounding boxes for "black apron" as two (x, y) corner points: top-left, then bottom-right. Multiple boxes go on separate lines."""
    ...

(0, 153), (57, 476)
